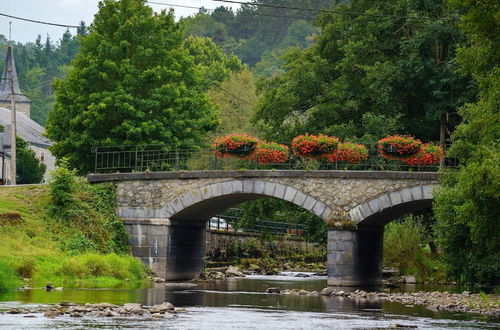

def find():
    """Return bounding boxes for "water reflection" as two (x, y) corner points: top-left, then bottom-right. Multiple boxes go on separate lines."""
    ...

(0, 275), (497, 329)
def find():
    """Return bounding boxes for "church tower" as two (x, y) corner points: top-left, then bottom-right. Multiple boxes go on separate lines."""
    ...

(0, 45), (31, 117)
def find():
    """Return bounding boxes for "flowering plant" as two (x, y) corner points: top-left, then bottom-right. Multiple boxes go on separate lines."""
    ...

(326, 143), (369, 164)
(214, 134), (259, 158)
(251, 142), (290, 164)
(378, 135), (422, 160)
(403, 144), (444, 166)
(291, 133), (339, 159)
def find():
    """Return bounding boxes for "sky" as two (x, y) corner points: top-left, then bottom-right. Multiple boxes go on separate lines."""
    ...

(1, 0), (241, 44)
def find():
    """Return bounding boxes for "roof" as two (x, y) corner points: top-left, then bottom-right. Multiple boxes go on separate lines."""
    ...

(0, 45), (31, 103)
(0, 107), (52, 148)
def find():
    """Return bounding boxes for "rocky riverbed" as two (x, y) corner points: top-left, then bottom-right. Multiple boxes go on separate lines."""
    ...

(265, 287), (500, 318)
(0, 302), (184, 319)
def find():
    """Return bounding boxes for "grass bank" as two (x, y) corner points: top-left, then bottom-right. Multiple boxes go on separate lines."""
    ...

(0, 172), (148, 291)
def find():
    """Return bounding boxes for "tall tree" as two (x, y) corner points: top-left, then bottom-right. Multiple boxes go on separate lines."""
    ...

(433, 0), (499, 287)
(254, 0), (475, 142)
(46, 0), (218, 173)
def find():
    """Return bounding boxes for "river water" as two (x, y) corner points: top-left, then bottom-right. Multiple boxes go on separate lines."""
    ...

(0, 273), (498, 329)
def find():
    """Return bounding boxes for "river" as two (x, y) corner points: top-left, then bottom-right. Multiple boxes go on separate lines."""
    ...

(0, 273), (498, 329)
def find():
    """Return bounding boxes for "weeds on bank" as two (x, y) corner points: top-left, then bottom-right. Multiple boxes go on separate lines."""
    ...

(0, 165), (148, 290)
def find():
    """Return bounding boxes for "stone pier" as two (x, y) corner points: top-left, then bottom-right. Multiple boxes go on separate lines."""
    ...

(124, 219), (205, 280)
(327, 223), (384, 286)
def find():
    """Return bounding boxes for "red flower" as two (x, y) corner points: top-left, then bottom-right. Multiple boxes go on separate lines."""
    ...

(292, 133), (339, 159)
(326, 143), (368, 164)
(251, 142), (290, 164)
(378, 135), (422, 160)
(214, 134), (259, 159)
(403, 144), (444, 166)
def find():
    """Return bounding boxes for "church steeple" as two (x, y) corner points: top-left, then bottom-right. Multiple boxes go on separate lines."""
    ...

(0, 44), (31, 117)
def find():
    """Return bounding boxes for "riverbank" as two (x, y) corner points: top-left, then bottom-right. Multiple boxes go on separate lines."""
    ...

(267, 287), (500, 318)
(0, 176), (148, 290)
(1, 301), (182, 319)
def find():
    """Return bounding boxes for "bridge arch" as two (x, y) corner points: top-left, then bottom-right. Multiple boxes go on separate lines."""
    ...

(347, 185), (437, 227)
(165, 180), (331, 222)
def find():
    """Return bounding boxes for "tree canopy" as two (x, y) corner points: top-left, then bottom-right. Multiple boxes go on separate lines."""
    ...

(433, 0), (499, 287)
(46, 0), (219, 173)
(253, 0), (476, 143)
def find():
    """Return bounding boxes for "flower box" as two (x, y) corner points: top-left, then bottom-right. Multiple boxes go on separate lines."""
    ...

(214, 134), (259, 158)
(378, 135), (422, 160)
(326, 142), (369, 164)
(292, 134), (339, 159)
(251, 142), (290, 164)
(403, 144), (444, 166)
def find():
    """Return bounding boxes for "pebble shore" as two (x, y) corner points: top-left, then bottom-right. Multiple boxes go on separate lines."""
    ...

(1, 302), (184, 319)
(266, 287), (500, 318)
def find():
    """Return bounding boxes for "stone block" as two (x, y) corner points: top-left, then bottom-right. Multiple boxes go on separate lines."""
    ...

(221, 181), (234, 195)
(179, 191), (202, 209)
(422, 185), (434, 199)
(283, 187), (297, 202)
(263, 181), (276, 196)
(170, 198), (184, 213)
(368, 198), (381, 214)
(242, 180), (254, 194)
(253, 181), (265, 194)
(359, 203), (373, 219)
(303, 196), (317, 211)
(292, 191), (307, 207)
(410, 186), (423, 201)
(378, 194), (392, 210)
(200, 186), (214, 200)
(348, 207), (363, 223)
(129, 235), (146, 247)
(321, 208), (332, 221)
(389, 190), (402, 206)
(131, 246), (151, 258)
(312, 202), (326, 218)
(273, 184), (287, 199)
(150, 246), (166, 257)
(232, 180), (244, 193)
(210, 183), (223, 197)
(400, 188), (413, 203)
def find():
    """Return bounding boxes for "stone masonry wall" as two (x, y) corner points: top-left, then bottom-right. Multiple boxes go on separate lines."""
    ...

(112, 172), (438, 222)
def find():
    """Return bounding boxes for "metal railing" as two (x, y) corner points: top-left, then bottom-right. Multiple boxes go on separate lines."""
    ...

(91, 143), (452, 173)
(207, 214), (307, 236)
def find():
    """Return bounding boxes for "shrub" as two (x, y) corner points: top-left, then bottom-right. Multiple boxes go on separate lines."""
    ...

(378, 135), (422, 160)
(214, 134), (259, 158)
(252, 142), (289, 164)
(326, 142), (369, 163)
(403, 144), (444, 166)
(16, 138), (46, 184)
(384, 215), (437, 280)
(49, 162), (77, 217)
(292, 133), (339, 159)
(0, 260), (22, 291)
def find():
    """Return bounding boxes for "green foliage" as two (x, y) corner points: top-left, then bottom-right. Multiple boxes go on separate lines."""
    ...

(184, 36), (243, 90)
(207, 68), (259, 135)
(236, 198), (327, 244)
(433, 0), (500, 288)
(16, 137), (46, 184)
(0, 260), (22, 292)
(46, 0), (218, 174)
(254, 0), (476, 142)
(0, 184), (146, 290)
(49, 165), (129, 255)
(48, 162), (76, 213)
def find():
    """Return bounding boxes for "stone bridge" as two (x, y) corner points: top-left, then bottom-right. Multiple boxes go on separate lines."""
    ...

(88, 170), (439, 286)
